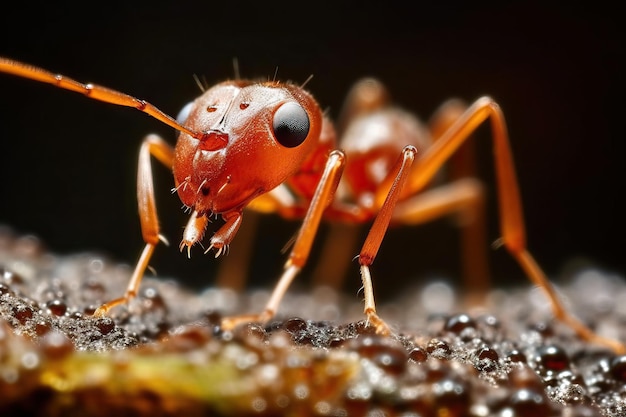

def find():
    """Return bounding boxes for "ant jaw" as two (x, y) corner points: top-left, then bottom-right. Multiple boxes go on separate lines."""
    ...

(204, 241), (228, 258)
(180, 210), (209, 258)
(178, 241), (194, 259)
(204, 244), (219, 257)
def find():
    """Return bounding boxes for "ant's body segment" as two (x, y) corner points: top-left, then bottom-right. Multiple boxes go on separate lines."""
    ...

(0, 57), (622, 353)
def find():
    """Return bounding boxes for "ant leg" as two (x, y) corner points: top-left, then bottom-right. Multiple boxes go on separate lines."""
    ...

(215, 184), (307, 292)
(428, 98), (490, 299)
(393, 97), (624, 353)
(221, 150), (346, 330)
(390, 178), (487, 301)
(359, 145), (418, 335)
(311, 222), (362, 289)
(94, 134), (173, 316)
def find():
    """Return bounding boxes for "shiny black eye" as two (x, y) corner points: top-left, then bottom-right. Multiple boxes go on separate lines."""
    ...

(272, 101), (310, 148)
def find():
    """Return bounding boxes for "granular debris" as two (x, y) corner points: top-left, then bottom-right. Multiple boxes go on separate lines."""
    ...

(1, 226), (625, 416)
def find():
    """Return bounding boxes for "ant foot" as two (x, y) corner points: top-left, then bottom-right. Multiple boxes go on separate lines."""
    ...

(221, 310), (273, 332)
(93, 304), (111, 318)
(366, 311), (392, 336)
(92, 296), (128, 318)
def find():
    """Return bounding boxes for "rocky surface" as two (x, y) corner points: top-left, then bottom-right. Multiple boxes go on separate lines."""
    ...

(1, 226), (625, 416)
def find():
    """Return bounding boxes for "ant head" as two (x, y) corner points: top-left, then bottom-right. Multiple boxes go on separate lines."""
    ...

(172, 80), (323, 215)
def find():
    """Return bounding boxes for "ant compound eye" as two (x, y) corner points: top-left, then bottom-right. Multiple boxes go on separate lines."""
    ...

(176, 101), (194, 124)
(272, 101), (310, 148)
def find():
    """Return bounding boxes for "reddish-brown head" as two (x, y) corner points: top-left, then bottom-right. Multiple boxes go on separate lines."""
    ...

(172, 80), (323, 215)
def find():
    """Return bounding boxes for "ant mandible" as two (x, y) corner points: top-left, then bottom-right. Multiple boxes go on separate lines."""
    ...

(0, 57), (622, 354)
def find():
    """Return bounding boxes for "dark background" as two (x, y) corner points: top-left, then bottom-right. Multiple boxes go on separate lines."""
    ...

(0, 2), (623, 301)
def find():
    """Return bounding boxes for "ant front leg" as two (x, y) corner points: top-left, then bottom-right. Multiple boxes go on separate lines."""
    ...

(358, 145), (418, 335)
(220, 150), (346, 330)
(94, 134), (174, 316)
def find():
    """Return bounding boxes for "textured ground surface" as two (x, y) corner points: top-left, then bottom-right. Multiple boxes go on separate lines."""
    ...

(1, 226), (625, 416)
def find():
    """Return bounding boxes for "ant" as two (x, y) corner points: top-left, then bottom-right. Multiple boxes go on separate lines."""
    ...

(0, 56), (622, 353)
